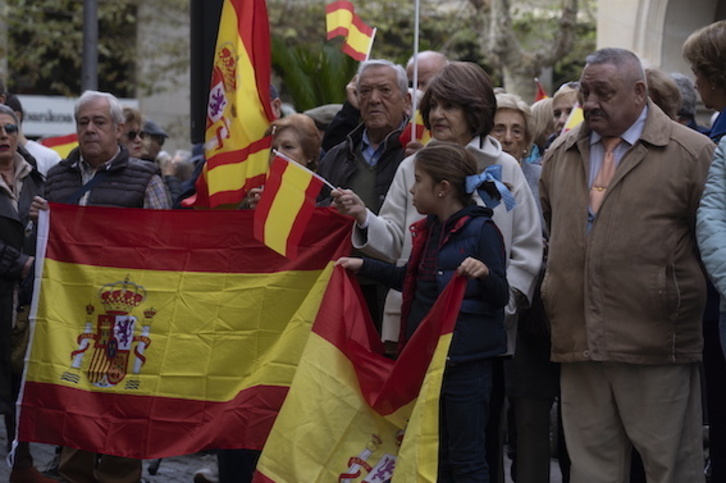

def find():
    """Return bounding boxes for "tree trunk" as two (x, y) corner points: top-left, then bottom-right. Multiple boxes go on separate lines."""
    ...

(471, 0), (579, 103)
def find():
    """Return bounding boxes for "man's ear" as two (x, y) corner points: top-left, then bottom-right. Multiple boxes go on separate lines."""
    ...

(634, 80), (647, 104)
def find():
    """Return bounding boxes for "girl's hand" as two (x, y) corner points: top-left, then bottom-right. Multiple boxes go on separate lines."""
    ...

(335, 257), (363, 273)
(456, 257), (490, 279)
(331, 188), (367, 225)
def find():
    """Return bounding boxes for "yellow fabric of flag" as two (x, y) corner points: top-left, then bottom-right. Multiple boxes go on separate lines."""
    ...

(253, 154), (326, 259)
(190, 0), (274, 208)
(255, 269), (467, 482)
(325, 1), (376, 61)
(18, 204), (353, 459)
(563, 102), (584, 133)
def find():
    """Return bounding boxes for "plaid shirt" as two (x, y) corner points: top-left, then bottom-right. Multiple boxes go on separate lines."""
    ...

(145, 174), (172, 209)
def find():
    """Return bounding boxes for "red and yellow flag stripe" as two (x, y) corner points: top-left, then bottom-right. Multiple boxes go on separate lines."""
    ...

(255, 269), (466, 482)
(19, 204), (352, 459)
(253, 154), (326, 259)
(325, 0), (375, 62)
(39, 133), (78, 159)
(188, 0), (273, 208)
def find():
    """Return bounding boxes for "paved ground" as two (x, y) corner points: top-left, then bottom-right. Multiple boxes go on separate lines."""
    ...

(0, 420), (566, 482)
(0, 425), (212, 482)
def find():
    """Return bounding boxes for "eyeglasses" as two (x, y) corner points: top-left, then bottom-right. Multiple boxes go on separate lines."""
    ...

(492, 125), (525, 139)
(0, 124), (18, 134)
(126, 130), (146, 141)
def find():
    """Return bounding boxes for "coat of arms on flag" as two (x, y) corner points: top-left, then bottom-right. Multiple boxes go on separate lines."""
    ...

(62, 277), (156, 390)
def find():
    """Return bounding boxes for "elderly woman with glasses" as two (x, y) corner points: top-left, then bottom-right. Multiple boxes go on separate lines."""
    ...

(0, 104), (55, 482)
(332, 61), (543, 482)
(121, 107), (144, 159)
(490, 92), (561, 483)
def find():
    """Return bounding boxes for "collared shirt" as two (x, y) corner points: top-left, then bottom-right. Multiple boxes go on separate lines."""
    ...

(78, 147), (121, 206)
(588, 106), (648, 188)
(78, 147), (171, 209)
(360, 120), (407, 167)
(145, 175), (172, 209)
(586, 106), (648, 230)
(360, 130), (386, 167)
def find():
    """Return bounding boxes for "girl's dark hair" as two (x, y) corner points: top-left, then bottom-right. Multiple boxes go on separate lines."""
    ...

(414, 142), (478, 205)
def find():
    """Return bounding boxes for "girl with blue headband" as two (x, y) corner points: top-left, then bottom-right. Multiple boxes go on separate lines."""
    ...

(337, 142), (509, 481)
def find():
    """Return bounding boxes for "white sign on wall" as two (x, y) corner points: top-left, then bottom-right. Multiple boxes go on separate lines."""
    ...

(16, 95), (138, 138)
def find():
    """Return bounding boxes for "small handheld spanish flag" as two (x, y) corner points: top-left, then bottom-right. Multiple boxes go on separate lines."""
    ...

(398, 110), (432, 147)
(562, 102), (584, 133)
(253, 152), (331, 259)
(325, 1), (376, 61)
(534, 78), (549, 101)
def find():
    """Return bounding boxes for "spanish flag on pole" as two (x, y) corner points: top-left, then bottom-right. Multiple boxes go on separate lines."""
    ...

(184, 0), (274, 208)
(534, 78), (549, 102)
(398, 110), (432, 147)
(326, 0), (376, 62)
(253, 152), (331, 259)
(18, 204), (351, 458)
(254, 269), (466, 482)
(562, 101), (584, 133)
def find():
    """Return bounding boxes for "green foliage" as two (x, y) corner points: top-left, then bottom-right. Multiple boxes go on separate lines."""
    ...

(267, 0), (491, 109)
(7, 0), (139, 97)
(271, 37), (358, 111)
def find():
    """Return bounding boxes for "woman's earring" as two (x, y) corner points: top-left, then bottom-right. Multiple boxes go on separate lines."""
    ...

(438, 192), (444, 198)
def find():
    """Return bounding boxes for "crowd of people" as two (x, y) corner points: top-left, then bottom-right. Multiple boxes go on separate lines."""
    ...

(2, 17), (726, 483)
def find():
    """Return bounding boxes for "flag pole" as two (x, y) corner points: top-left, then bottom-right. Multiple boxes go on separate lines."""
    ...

(410, 0), (421, 143)
(272, 149), (337, 191)
(364, 27), (377, 61)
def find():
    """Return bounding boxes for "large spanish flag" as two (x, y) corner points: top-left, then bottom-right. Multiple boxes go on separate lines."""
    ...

(326, 1), (376, 62)
(39, 133), (78, 159)
(254, 268), (466, 482)
(253, 153), (328, 259)
(18, 204), (352, 459)
(185, 0), (274, 209)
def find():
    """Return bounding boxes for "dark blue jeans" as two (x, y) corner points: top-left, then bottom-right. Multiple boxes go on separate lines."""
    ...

(438, 358), (493, 483)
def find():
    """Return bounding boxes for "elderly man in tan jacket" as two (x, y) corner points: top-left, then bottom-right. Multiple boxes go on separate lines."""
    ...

(540, 48), (714, 483)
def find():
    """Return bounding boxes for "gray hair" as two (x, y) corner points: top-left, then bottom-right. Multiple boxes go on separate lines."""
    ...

(406, 50), (449, 69)
(585, 48), (646, 84)
(0, 104), (19, 125)
(495, 92), (534, 149)
(670, 72), (697, 119)
(356, 59), (408, 96)
(75, 90), (125, 126)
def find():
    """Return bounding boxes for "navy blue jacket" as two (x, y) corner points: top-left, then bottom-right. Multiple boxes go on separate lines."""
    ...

(360, 205), (509, 361)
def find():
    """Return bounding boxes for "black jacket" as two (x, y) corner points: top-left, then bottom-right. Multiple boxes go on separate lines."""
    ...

(0, 154), (43, 413)
(317, 121), (407, 213)
(46, 146), (159, 207)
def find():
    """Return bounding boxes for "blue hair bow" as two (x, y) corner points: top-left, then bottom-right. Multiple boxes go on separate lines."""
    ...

(465, 165), (516, 211)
